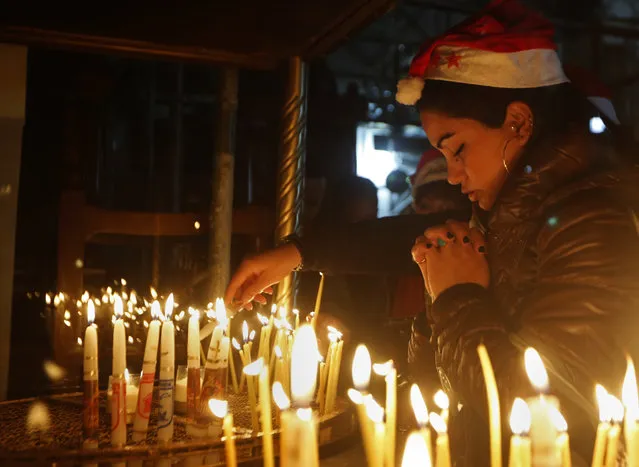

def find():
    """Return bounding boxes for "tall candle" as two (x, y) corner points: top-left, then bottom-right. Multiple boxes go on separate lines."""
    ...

(187, 309), (201, 420)
(604, 393), (624, 467)
(623, 357), (639, 467)
(365, 398), (386, 467)
(524, 347), (559, 467)
(477, 344), (502, 467)
(209, 400), (237, 467)
(549, 407), (571, 467)
(251, 359), (275, 467)
(310, 272), (325, 330)
(509, 398), (531, 467)
(200, 299), (228, 416)
(242, 358), (260, 433)
(132, 300), (161, 442)
(592, 385), (611, 467)
(410, 384), (433, 466)
(157, 294), (175, 447)
(373, 360), (396, 467)
(83, 300), (99, 449)
(111, 295), (127, 449)
(430, 412), (451, 467)
(351, 344), (375, 466)
(401, 431), (432, 467)
(325, 328), (343, 414)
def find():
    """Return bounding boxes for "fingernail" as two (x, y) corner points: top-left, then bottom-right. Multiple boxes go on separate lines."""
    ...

(463, 236), (470, 244)
(426, 243), (433, 249)
(437, 238), (447, 247)
(446, 232), (454, 239)
(478, 246), (486, 253)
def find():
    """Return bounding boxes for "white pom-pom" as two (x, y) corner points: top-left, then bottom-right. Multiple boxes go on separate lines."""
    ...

(396, 77), (424, 105)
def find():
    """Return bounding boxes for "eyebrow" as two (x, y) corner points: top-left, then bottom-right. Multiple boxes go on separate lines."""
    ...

(436, 132), (455, 149)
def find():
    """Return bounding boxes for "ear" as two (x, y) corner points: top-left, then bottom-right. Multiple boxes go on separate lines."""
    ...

(503, 101), (534, 145)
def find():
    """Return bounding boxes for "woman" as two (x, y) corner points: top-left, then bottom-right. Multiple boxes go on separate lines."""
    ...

(226, 1), (639, 465)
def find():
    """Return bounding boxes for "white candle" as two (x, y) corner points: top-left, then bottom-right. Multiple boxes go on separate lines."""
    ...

(351, 345), (375, 466)
(83, 300), (99, 448)
(623, 357), (639, 467)
(430, 412), (451, 467)
(132, 301), (161, 442)
(477, 344), (502, 467)
(373, 360), (396, 467)
(157, 294), (175, 446)
(324, 328), (343, 414)
(365, 398), (385, 467)
(410, 384), (433, 466)
(310, 272), (325, 330)
(509, 398), (531, 467)
(524, 347), (560, 467)
(200, 299), (229, 414)
(401, 431), (432, 467)
(551, 410), (571, 467)
(604, 393), (624, 467)
(187, 309), (201, 420)
(248, 359), (275, 467)
(209, 399), (237, 467)
(111, 295), (127, 448)
(592, 385), (611, 467)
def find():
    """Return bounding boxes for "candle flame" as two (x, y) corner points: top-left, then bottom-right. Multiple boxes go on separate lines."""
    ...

(77, 337), (82, 345)
(274, 345), (282, 358)
(243, 357), (264, 376)
(434, 390), (450, 411)
(107, 287), (113, 295)
(150, 287), (158, 299)
(524, 347), (549, 391)
(257, 313), (269, 326)
(128, 336), (133, 344)
(429, 412), (447, 434)
(45, 294), (51, 305)
(348, 388), (364, 405)
(232, 338), (241, 350)
(610, 394), (624, 423)
(124, 368), (130, 384)
(271, 304), (277, 315)
(164, 293), (174, 320)
(273, 382), (291, 410)
(189, 308), (200, 320)
(401, 432), (432, 467)
(290, 324), (319, 405)
(249, 330), (256, 341)
(215, 298), (227, 329)
(130, 291), (137, 305)
(326, 325), (342, 338)
(623, 356), (639, 422)
(410, 384), (429, 426)
(595, 384), (612, 422)
(143, 320), (149, 328)
(548, 406), (567, 432)
(509, 398), (531, 435)
(242, 321), (249, 341)
(81, 291), (89, 303)
(87, 301), (95, 325)
(63, 310), (71, 320)
(352, 344), (372, 391)
(372, 360), (394, 377)
(120, 278), (127, 286)
(278, 306), (287, 319)
(365, 398), (384, 424)
(208, 399), (228, 418)
(292, 308), (299, 316)
(64, 320), (71, 327)
(113, 295), (124, 318)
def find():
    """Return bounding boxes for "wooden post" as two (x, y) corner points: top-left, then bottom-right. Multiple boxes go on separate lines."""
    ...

(0, 44), (27, 400)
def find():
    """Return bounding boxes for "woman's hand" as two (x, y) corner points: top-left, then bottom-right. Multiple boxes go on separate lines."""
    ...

(224, 243), (302, 310)
(411, 220), (489, 300)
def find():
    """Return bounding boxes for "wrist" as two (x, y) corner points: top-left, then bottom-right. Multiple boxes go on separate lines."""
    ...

(280, 235), (304, 271)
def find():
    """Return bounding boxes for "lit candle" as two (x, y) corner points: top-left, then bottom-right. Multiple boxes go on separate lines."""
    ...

(256, 313), (269, 360)
(604, 394), (624, 467)
(477, 344), (502, 467)
(401, 431), (433, 467)
(274, 345), (285, 385)
(310, 272), (325, 330)
(350, 344), (375, 466)
(365, 398), (385, 467)
(111, 295), (127, 449)
(430, 412), (451, 467)
(623, 357), (639, 467)
(293, 308), (300, 331)
(132, 300), (161, 442)
(200, 299), (229, 416)
(83, 300), (99, 450)
(279, 324), (320, 467)
(240, 320), (250, 392)
(316, 355), (328, 413)
(324, 327), (343, 415)
(592, 385), (611, 467)
(410, 384), (433, 466)
(373, 360), (396, 467)
(246, 358), (274, 467)
(549, 407), (570, 467)
(242, 359), (261, 432)
(157, 294), (175, 448)
(186, 308), (201, 420)
(509, 398), (531, 467)
(209, 399), (237, 467)
(434, 390), (450, 426)
(524, 347), (559, 467)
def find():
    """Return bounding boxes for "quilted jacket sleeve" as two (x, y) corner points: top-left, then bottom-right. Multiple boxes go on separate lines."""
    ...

(428, 192), (639, 419)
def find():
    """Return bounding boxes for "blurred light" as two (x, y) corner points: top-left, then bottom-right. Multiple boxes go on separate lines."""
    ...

(589, 117), (606, 134)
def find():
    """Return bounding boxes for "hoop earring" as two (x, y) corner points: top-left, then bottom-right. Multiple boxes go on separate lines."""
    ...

(502, 137), (513, 175)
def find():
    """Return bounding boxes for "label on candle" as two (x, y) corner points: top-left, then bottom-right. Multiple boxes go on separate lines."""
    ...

(199, 368), (227, 417)
(111, 379), (126, 434)
(157, 379), (174, 429)
(83, 380), (99, 439)
(136, 372), (155, 419)
(187, 367), (201, 420)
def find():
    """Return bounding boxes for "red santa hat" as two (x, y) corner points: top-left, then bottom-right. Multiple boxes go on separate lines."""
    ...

(396, 0), (569, 105)
(564, 64), (620, 125)
(410, 149), (448, 197)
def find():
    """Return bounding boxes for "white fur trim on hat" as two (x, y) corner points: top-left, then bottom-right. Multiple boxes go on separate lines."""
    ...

(396, 76), (425, 105)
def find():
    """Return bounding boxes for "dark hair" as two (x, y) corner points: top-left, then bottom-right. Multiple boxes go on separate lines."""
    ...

(314, 175), (378, 225)
(417, 81), (595, 144)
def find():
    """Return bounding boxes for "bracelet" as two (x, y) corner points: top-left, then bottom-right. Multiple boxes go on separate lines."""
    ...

(280, 234), (304, 271)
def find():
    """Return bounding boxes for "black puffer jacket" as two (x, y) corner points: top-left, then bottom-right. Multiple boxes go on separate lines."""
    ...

(430, 129), (639, 466)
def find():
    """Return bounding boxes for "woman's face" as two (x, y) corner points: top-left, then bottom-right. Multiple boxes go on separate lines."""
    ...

(420, 103), (532, 210)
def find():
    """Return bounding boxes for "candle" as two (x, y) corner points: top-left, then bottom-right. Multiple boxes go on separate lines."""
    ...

(316, 357), (327, 412)
(324, 327), (343, 415)
(549, 407), (570, 467)
(401, 431), (433, 467)
(132, 300), (161, 442)
(365, 398), (385, 467)
(434, 390), (450, 426)
(373, 360), (396, 467)
(280, 324), (320, 467)
(209, 400), (237, 467)
(157, 294), (175, 452)
(200, 299), (229, 417)
(187, 309), (201, 420)
(83, 300), (99, 449)
(623, 357), (639, 467)
(124, 369), (140, 423)
(256, 313), (269, 359)
(509, 398), (531, 467)
(410, 384), (433, 466)
(351, 344), (375, 466)
(523, 347), (559, 467)
(243, 358), (261, 432)
(111, 295), (127, 449)
(430, 412), (451, 467)
(293, 308), (300, 331)
(240, 320), (250, 391)
(604, 393), (624, 467)
(310, 272), (325, 330)
(592, 385), (611, 467)
(477, 344), (502, 467)
(227, 331), (239, 394)
(249, 359), (274, 467)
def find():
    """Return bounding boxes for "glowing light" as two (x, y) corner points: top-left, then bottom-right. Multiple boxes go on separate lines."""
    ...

(429, 412), (447, 434)
(121, 278), (127, 286)
(365, 398), (384, 424)
(274, 346), (282, 359)
(524, 347), (548, 392)
(194, 221), (201, 230)
(45, 294), (51, 305)
(257, 313), (268, 326)
(273, 382), (291, 410)
(373, 360), (394, 376)
(64, 320), (71, 327)
(410, 384), (429, 426)
(150, 287), (158, 299)
(270, 304), (277, 315)
(348, 388), (364, 405)
(242, 321), (249, 342)
(401, 432), (432, 467)
(352, 344), (372, 391)
(232, 338), (241, 350)
(77, 337), (82, 345)
(43, 360), (66, 381)
(596, 384), (612, 422)
(124, 368), (130, 384)
(509, 398), (531, 435)
(215, 298), (228, 329)
(589, 116), (606, 134)
(63, 310), (71, 320)
(113, 295), (124, 319)
(128, 336), (134, 344)
(27, 402), (51, 432)
(243, 357), (264, 376)
(164, 293), (174, 320)
(87, 301), (95, 325)
(290, 324), (319, 405)
(623, 357), (639, 422)
(549, 406), (567, 432)
(434, 390), (450, 411)
(209, 399), (228, 418)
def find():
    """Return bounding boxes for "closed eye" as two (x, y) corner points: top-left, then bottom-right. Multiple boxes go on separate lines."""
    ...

(454, 143), (465, 158)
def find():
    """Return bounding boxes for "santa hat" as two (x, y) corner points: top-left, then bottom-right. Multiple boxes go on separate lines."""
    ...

(396, 0), (569, 105)
(564, 64), (620, 125)
(410, 149), (448, 197)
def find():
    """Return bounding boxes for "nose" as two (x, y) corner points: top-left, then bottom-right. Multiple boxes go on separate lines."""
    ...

(447, 160), (465, 186)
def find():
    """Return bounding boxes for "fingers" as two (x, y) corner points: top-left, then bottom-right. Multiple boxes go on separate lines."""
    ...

(225, 259), (256, 304)
(423, 220), (470, 246)
(468, 227), (487, 254)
